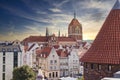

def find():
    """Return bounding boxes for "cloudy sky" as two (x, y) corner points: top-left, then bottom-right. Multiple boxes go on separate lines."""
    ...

(0, 0), (117, 41)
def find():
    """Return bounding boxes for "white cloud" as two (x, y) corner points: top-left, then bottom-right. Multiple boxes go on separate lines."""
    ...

(49, 8), (62, 12)
(53, 0), (69, 8)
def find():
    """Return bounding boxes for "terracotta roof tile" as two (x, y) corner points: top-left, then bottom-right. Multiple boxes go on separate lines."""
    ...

(37, 47), (52, 58)
(69, 19), (81, 26)
(56, 49), (68, 57)
(80, 7), (120, 64)
(58, 37), (76, 42)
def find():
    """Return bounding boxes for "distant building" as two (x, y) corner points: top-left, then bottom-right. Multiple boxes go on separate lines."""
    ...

(68, 12), (82, 41)
(68, 49), (80, 77)
(36, 47), (60, 80)
(81, 0), (120, 80)
(0, 42), (22, 80)
(56, 49), (69, 77)
(22, 13), (82, 46)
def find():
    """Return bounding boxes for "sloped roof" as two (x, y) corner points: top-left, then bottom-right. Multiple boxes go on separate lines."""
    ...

(69, 18), (81, 27)
(81, 0), (120, 64)
(58, 37), (76, 42)
(23, 36), (47, 42)
(37, 47), (52, 58)
(56, 49), (68, 57)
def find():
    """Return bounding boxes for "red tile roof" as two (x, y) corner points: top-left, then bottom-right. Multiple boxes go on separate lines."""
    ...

(80, 7), (120, 64)
(58, 37), (76, 42)
(23, 36), (47, 42)
(22, 36), (76, 43)
(56, 49), (68, 57)
(69, 18), (81, 27)
(37, 47), (52, 58)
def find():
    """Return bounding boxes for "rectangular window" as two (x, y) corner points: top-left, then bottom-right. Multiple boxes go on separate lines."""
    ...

(56, 72), (58, 77)
(3, 52), (5, 56)
(3, 57), (5, 64)
(2, 73), (5, 80)
(50, 60), (53, 64)
(14, 52), (18, 68)
(49, 73), (51, 78)
(54, 60), (57, 64)
(91, 64), (94, 69)
(52, 72), (54, 78)
(50, 66), (52, 70)
(3, 65), (5, 72)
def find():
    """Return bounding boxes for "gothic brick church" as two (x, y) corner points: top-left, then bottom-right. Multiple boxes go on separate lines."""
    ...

(81, 0), (120, 80)
(22, 13), (82, 46)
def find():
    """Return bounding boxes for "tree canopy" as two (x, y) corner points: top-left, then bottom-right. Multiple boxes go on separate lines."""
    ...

(12, 65), (36, 80)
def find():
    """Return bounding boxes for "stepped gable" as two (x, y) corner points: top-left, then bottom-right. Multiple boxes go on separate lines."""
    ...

(81, 0), (120, 64)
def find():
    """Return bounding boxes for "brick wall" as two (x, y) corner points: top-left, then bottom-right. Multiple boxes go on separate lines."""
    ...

(83, 62), (120, 80)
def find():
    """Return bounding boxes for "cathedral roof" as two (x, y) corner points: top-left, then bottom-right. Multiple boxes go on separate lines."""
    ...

(69, 18), (81, 27)
(80, 0), (120, 64)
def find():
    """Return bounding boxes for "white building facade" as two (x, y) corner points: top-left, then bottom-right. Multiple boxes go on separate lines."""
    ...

(0, 43), (23, 80)
(68, 49), (80, 77)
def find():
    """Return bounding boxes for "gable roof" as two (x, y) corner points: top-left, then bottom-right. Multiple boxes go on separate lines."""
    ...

(80, 1), (120, 64)
(37, 47), (52, 58)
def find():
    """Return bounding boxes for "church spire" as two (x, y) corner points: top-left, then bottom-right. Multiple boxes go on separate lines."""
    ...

(46, 27), (49, 37)
(58, 29), (60, 37)
(74, 10), (76, 19)
(112, 0), (120, 9)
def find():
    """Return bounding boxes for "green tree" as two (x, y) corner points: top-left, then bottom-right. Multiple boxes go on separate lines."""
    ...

(12, 65), (36, 80)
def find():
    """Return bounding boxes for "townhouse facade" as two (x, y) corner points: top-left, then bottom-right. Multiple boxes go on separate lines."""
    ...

(0, 42), (23, 80)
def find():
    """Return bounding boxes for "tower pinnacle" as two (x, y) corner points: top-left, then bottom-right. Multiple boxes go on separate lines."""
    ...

(74, 11), (76, 19)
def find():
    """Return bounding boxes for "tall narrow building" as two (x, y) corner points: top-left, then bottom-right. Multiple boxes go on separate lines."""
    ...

(81, 0), (120, 80)
(68, 12), (82, 41)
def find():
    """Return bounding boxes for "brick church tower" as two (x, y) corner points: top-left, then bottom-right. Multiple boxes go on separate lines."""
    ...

(81, 0), (120, 80)
(68, 12), (82, 41)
